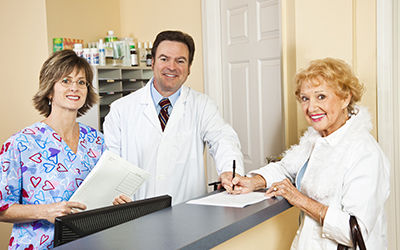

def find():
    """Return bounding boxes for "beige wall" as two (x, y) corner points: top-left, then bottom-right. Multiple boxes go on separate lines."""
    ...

(46, 0), (122, 56)
(0, 0), (48, 144)
(293, 0), (377, 139)
(0, 1), (48, 247)
(119, 0), (204, 93)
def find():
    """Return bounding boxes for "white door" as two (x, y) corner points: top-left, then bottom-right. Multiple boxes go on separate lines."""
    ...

(221, 0), (284, 173)
(202, 0), (284, 184)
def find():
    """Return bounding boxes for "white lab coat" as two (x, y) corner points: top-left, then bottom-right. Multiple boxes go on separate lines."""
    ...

(104, 79), (244, 205)
(249, 106), (390, 249)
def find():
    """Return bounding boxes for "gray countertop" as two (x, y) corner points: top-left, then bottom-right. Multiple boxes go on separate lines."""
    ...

(54, 190), (291, 250)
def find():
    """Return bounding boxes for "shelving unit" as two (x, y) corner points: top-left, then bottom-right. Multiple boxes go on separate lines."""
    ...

(78, 65), (153, 132)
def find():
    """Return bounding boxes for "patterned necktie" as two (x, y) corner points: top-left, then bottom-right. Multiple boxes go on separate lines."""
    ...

(158, 98), (171, 131)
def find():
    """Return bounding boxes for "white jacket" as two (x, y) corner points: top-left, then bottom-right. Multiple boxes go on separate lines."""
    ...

(104, 79), (244, 205)
(249, 106), (390, 249)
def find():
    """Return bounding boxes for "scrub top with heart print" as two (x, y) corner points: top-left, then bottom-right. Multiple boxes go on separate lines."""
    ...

(0, 122), (107, 250)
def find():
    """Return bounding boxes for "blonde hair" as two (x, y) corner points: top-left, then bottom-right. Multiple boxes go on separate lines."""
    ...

(294, 58), (365, 115)
(32, 50), (99, 117)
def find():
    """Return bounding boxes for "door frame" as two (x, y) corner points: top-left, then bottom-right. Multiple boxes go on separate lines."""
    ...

(202, 0), (224, 110)
(377, 0), (400, 248)
(201, 0), (223, 187)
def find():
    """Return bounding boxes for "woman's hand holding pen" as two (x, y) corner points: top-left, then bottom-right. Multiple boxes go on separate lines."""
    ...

(227, 174), (267, 195)
(219, 171), (237, 191)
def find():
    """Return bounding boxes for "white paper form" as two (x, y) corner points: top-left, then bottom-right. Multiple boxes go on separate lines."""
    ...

(186, 191), (270, 208)
(69, 150), (150, 210)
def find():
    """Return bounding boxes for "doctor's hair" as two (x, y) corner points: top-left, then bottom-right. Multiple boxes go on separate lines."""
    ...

(294, 58), (365, 115)
(32, 49), (99, 118)
(151, 30), (195, 66)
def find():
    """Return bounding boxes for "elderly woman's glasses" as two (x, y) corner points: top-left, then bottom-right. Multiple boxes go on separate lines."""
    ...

(59, 78), (90, 89)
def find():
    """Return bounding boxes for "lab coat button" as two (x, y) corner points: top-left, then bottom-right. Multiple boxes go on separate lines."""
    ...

(158, 174), (165, 180)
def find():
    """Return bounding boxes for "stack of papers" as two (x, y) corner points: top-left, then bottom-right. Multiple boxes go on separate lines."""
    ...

(69, 150), (150, 210)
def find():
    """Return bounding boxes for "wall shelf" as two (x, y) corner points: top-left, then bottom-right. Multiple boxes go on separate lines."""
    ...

(78, 66), (153, 132)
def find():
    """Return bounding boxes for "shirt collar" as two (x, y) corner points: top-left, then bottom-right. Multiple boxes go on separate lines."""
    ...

(150, 78), (181, 108)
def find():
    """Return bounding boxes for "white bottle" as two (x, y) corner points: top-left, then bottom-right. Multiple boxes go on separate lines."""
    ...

(73, 44), (83, 57)
(98, 39), (106, 66)
(138, 42), (147, 66)
(105, 42), (114, 60)
(83, 48), (91, 64)
(91, 48), (99, 65)
(119, 38), (133, 66)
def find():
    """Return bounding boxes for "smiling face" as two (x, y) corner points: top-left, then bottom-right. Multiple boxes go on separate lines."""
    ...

(151, 40), (191, 97)
(49, 68), (87, 116)
(299, 79), (351, 137)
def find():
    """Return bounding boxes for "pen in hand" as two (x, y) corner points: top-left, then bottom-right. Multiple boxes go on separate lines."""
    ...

(232, 160), (236, 190)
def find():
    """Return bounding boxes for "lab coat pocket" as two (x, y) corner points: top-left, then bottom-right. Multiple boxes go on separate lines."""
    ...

(172, 130), (197, 164)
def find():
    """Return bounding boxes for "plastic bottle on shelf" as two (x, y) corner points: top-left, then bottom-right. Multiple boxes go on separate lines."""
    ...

(98, 39), (106, 66)
(91, 48), (99, 65)
(105, 42), (114, 60)
(130, 42), (138, 66)
(83, 48), (91, 64)
(119, 37), (133, 66)
(146, 42), (152, 67)
(73, 43), (83, 57)
(137, 42), (147, 66)
(105, 30), (118, 43)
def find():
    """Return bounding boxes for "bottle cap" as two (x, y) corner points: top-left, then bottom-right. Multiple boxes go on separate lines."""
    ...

(108, 30), (114, 36)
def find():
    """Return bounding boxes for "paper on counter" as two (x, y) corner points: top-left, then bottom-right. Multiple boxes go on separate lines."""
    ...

(186, 191), (270, 208)
(69, 150), (150, 211)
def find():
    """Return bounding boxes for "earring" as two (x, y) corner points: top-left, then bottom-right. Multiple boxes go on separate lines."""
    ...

(49, 99), (52, 106)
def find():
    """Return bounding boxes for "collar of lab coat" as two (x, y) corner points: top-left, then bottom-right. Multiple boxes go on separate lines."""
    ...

(141, 77), (190, 134)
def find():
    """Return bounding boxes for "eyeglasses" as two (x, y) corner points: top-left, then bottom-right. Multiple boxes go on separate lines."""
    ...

(59, 78), (90, 89)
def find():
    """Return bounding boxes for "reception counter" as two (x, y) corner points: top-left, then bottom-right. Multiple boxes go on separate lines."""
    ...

(55, 190), (297, 249)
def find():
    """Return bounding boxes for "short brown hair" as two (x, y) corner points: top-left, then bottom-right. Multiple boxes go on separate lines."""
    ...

(151, 30), (195, 66)
(294, 58), (365, 114)
(33, 50), (99, 117)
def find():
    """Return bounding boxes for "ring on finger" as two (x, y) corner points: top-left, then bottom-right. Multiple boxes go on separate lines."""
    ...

(70, 210), (74, 214)
(273, 186), (277, 192)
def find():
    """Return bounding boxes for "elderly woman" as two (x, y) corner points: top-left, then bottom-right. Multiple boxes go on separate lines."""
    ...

(228, 58), (390, 249)
(0, 50), (107, 249)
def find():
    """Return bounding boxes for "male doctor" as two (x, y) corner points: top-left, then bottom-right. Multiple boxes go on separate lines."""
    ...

(104, 30), (244, 205)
